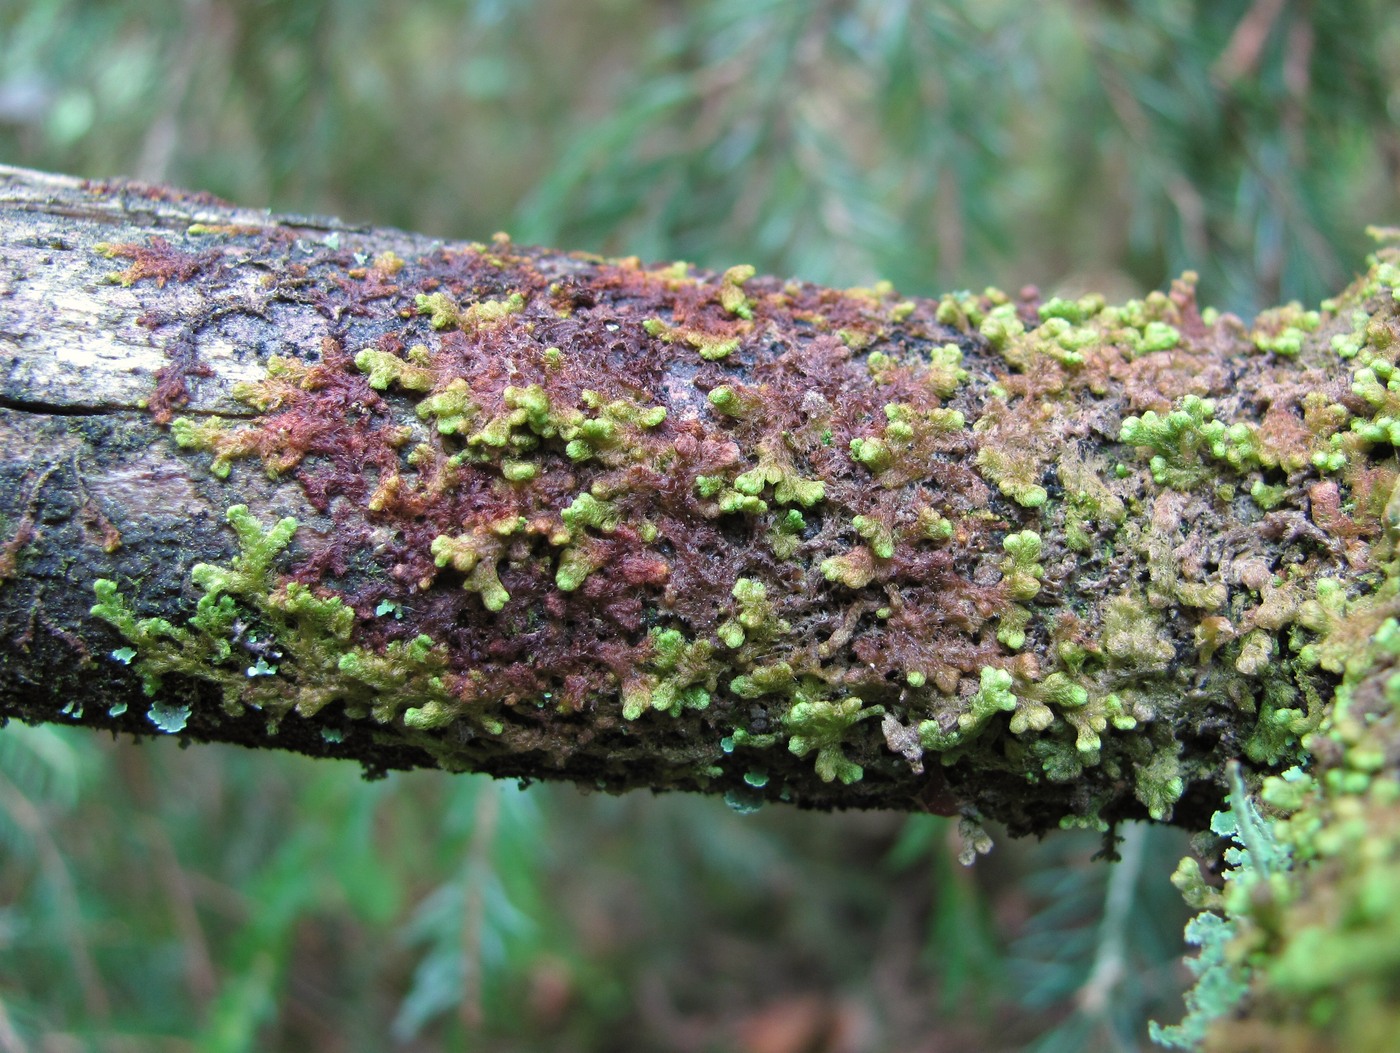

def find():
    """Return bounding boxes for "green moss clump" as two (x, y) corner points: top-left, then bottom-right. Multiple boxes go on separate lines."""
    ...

(718, 264), (756, 318)
(783, 697), (884, 784)
(92, 505), (470, 738)
(716, 578), (789, 649)
(621, 627), (716, 719)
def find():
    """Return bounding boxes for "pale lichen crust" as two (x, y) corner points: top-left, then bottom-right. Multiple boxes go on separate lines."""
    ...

(87, 227), (1400, 832)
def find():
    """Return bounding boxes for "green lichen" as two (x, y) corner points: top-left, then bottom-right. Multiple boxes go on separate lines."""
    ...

(1152, 766), (1289, 1047)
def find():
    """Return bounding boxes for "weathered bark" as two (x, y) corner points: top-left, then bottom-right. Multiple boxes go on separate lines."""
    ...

(1, 164), (1396, 845)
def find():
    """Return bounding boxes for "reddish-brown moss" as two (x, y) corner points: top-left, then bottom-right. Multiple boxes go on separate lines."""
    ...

(96, 222), (1400, 828)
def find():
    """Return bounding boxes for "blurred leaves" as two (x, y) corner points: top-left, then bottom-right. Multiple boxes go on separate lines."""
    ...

(3, 0), (1395, 311)
(0, 0), (1396, 1048)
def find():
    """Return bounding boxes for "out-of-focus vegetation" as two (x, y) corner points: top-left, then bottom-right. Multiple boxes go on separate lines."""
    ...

(0, 1), (1396, 1049)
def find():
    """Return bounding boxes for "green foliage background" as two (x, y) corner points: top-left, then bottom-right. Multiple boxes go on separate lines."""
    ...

(0, 1), (1396, 1049)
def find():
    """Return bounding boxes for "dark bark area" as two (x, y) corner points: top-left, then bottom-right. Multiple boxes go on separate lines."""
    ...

(2, 165), (1394, 841)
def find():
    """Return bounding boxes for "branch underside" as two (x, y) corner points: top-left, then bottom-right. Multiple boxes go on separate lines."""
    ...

(4, 165), (1399, 837)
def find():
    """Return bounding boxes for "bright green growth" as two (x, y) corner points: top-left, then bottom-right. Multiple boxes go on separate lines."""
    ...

(733, 449), (825, 507)
(729, 661), (795, 699)
(996, 603), (1032, 651)
(707, 385), (760, 418)
(501, 459), (537, 482)
(978, 303), (1025, 352)
(767, 508), (807, 559)
(718, 264), (756, 319)
(1252, 303), (1320, 357)
(880, 403), (966, 458)
(1021, 316), (1101, 367)
(1294, 576), (1378, 677)
(621, 627), (715, 719)
(1249, 479), (1287, 510)
(1038, 293), (1105, 325)
(717, 491), (768, 516)
(783, 697), (884, 784)
(974, 444), (1048, 508)
(852, 515), (895, 559)
(917, 507), (953, 541)
(416, 379), (478, 434)
(92, 505), (467, 738)
(1134, 746), (1186, 820)
(960, 666), (1018, 733)
(415, 291), (525, 331)
(468, 384), (555, 450)
(1063, 691), (1136, 754)
(554, 541), (604, 592)
(1119, 394), (1251, 488)
(865, 350), (896, 381)
(999, 531), (1043, 601)
(917, 666), (1018, 752)
(1348, 360), (1400, 453)
(430, 526), (515, 611)
(849, 436), (892, 474)
(169, 416), (261, 479)
(354, 348), (434, 392)
(1012, 671), (1089, 738)
(541, 391), (667, 462)
(642, 318), (741, 360)
(924, 343), (968, 397)
(414, 292), (460, 329)
(694, 475), (726, 499)
(1138, 321), (1181, 353)
(561, 492), (620, 534)
(716, 578), (790, 649)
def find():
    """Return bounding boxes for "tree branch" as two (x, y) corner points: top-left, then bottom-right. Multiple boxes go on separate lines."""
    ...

(3, 165), (1397, 839)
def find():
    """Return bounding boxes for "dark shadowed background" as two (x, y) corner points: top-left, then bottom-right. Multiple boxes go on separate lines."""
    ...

(1, 1), (1397, 1050)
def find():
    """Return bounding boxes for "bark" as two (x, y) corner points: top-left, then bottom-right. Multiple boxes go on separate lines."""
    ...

(1, 164), (1396, 845)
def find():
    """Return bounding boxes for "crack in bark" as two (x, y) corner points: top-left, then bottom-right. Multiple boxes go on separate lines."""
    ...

(0, 395), (130, 417)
